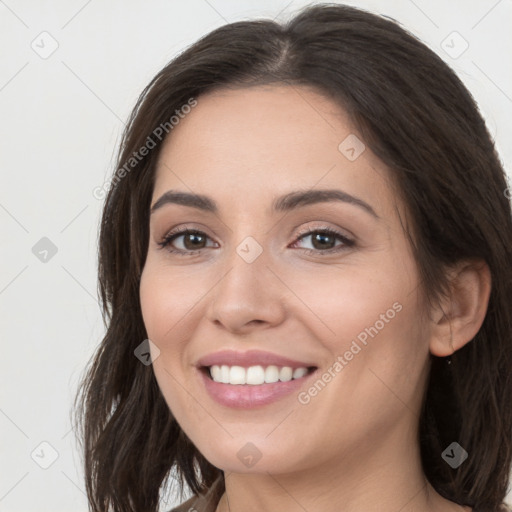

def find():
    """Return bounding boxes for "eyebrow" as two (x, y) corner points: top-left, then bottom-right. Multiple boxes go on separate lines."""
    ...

(150, 189), (379, 218)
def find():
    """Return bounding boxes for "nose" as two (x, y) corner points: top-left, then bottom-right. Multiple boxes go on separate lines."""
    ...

(204, 244), (288, 335)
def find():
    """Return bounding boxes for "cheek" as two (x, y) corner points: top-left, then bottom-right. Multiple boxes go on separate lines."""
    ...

(139, 262), (202, 344)
(139, 265), (185, 397)
(139, 265), (194, 414)
(140, 270), (167, 344)
(286, 259), (415, 352)
(289, 258), (428, 413)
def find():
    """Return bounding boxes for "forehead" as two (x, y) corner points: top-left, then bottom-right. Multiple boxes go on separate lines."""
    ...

(152, 85), (394, 217)
(157, 84), (352, 166)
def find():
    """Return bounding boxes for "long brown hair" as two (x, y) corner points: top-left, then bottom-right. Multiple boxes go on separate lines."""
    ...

(73, 3), (512, 511)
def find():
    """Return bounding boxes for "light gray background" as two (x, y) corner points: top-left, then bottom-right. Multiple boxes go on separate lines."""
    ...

(1, 1), (511, 511)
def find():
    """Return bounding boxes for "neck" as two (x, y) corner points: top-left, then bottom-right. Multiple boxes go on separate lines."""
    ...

(214, 421), (468, 512)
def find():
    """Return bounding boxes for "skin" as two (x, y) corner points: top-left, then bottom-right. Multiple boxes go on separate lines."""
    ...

(139, 84), (491, 512)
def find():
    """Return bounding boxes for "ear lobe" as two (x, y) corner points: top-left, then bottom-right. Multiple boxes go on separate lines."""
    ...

(429, 259), (492, 357)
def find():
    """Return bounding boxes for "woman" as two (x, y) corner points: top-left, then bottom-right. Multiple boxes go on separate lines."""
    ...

(73, 4), (512, 512)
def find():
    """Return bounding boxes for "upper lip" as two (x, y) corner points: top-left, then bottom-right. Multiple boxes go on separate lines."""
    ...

(196, 350), (317, 369)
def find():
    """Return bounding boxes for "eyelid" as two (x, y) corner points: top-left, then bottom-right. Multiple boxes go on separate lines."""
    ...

(293, 222), (354, 241)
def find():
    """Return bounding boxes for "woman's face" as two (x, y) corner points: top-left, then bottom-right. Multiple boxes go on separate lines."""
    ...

(139, 84), (432, 475)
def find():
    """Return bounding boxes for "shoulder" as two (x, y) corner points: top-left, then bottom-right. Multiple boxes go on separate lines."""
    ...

(168, 474), (224, 512)
(167, 494), (201, 512)
(167, 487), (222, 512)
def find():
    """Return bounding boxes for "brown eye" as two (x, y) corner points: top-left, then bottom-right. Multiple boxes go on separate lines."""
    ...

(291, 227), (355, 256)
(180, 232), (207, 250)
(309, 232), (337, 250)
(158, 229), (216, 255)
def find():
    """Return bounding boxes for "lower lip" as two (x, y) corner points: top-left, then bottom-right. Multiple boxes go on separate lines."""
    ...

(198, 368), (317, 409)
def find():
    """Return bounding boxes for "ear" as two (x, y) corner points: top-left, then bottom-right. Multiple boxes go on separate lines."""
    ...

(429, 259), (492, 357)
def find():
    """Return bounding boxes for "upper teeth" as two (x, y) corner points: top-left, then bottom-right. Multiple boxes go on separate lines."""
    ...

(209, 365), (309, 385)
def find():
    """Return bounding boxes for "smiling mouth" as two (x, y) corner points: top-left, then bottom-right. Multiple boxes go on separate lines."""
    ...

(200, 364), (317, 385)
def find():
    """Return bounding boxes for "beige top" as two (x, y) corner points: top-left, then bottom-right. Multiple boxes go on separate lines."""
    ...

(168, 476), (223, 512)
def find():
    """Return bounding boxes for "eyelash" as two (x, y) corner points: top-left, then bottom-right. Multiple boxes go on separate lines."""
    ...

(157, 225), (355, 257)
